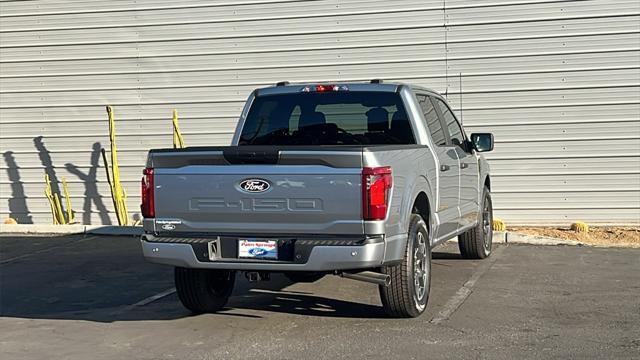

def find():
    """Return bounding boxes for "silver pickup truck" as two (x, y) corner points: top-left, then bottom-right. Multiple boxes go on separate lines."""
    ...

(140, 81), (494, 318)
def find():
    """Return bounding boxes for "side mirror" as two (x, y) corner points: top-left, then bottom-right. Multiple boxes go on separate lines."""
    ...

(470, 133), (494, 152)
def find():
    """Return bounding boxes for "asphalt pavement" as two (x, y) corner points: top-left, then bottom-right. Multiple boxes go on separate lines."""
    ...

(1, 234), (638, 360)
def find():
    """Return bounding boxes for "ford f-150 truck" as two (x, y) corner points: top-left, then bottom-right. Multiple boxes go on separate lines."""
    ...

(141, 80), (494, 318)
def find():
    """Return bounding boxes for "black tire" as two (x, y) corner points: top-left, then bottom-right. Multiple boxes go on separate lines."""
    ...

(379, 214), (431, 318)
(174, 267), (235, 314)
(284, 272), (326, 283)
(459, 186), (493, 259)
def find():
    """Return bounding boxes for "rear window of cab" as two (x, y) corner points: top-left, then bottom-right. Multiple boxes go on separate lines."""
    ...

(239, 91), (416, 145)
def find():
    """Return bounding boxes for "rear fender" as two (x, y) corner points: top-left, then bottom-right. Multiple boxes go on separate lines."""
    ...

(384, 175), (435, 263)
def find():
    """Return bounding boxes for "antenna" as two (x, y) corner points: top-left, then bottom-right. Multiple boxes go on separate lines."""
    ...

(444, 71), (448, 98)
(459, 72), (463, 125)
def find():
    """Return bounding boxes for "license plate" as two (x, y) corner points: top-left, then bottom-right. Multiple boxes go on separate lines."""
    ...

(238, 239), (278, 260)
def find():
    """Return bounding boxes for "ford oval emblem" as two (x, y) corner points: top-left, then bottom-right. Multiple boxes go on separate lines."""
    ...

(239, 179), (270, 193)
(249, 248), (268, 256)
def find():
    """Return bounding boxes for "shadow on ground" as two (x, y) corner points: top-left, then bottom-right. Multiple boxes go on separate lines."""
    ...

(1, 235), (476, 322)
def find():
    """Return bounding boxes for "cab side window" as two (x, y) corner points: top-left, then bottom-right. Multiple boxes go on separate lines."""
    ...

(433, 98), (465, 147)
(417, 95), (447, 146)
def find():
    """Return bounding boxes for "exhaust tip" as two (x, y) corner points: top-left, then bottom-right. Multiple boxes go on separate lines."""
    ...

(339, 271), (391, 287)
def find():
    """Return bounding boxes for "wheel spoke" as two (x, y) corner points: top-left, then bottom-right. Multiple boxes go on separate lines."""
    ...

(482, 194), (493, 251)
(413, 231), (428, 302)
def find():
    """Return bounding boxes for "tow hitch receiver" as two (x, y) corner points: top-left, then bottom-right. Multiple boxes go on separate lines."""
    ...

(244, 271), (271, 282)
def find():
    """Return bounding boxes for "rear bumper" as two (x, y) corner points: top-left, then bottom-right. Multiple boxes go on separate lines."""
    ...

(140, 234), (385, 271)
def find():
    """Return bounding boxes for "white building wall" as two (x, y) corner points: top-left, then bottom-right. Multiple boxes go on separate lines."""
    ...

(0, 0), (638, 225)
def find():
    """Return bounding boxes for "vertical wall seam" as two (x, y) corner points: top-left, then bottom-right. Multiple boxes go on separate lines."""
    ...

(443, 0), (448, 98)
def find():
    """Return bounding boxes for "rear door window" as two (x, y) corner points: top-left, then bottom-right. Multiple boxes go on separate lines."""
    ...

(417, 95), (447, 146)
(433, 97), (465, 147)
(239, 91), (416, 145)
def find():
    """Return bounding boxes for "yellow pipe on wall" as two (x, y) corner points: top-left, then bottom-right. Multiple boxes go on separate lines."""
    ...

(44, 173), (58, 225)
(53, 193), (65, 224)
(44, 173), (67, 224)
(172, 109), (185, 149)
(105, 105), (130, 226)
(62, 177), (74, 224)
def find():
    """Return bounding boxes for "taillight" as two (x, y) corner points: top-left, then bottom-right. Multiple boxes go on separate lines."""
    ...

(362, 166), (392, 221)
(141, 167), (155, 218)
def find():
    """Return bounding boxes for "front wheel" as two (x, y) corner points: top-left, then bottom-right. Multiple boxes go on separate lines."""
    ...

(174, 267), (235, 313)
(379, 214), (431, 318)
(459, 186), (493, 259)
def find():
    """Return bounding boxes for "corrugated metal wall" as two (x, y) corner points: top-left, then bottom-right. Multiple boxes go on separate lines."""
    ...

(1, 0), (639, 225)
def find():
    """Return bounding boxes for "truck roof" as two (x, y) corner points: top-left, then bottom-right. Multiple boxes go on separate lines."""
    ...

(254, 81), (441, 97)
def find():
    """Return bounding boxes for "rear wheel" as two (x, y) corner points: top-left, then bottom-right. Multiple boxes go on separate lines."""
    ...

(174, 267), (235, 313)
(379, 214), (431, 318)
(459, 186), (493, 259)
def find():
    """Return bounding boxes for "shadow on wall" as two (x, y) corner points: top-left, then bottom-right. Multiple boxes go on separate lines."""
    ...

(2, 151), (33, 224)
(65, 142), (113, 225)
(33, 136), (63, 198)
(1, 136), (114, 225)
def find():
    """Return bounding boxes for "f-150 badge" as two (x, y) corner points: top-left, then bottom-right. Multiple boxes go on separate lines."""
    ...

(239, 179), (270, 193)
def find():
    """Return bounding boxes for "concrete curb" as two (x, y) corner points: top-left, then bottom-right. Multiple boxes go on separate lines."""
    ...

(0, 226), (584, 246)
(0, 224), (86, 234)
(505, 231), (585, 246)
(449, 230), (585, 247)
(493, 231), (507, 243)
(0, 224), (143, 236)
(85, 226), (144, 236)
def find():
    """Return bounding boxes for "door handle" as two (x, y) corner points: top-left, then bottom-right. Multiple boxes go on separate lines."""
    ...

(440, 164), (450, 172)
(460, 163), (468, 169)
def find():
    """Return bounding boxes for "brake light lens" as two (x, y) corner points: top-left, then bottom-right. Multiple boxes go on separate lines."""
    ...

(141, 167), (155, 218)
(302, 84), (349, 92)
(362, 166), (392, 221)
(316, 84), (335, 92)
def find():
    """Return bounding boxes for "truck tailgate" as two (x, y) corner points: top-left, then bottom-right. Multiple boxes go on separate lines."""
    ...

(149, 148), (364, 235)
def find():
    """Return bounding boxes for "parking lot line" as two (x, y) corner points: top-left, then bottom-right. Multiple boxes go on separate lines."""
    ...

(110, 287), (177, 315)
(0, 235), (99, 265)
(430, 245), (505, 324)
(131, 287), (177, 307)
